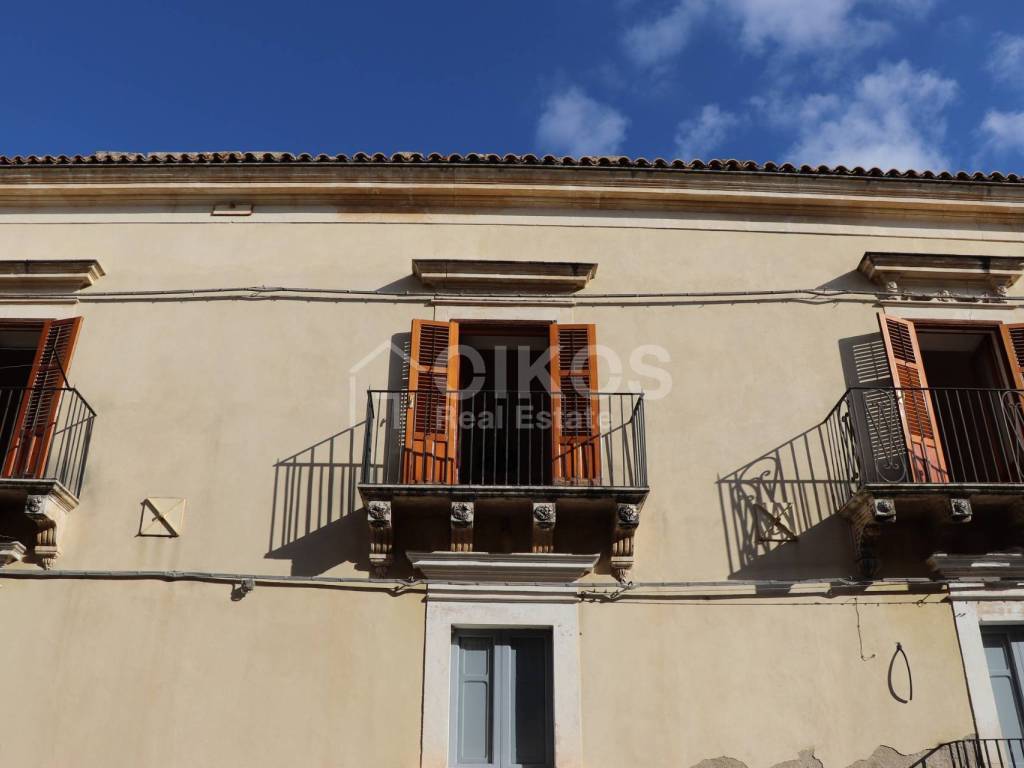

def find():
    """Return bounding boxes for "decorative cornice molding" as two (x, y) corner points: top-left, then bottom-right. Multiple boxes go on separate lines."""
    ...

(0, 260), (105, 293)
(2, 165), (1024, 223)
(929, 552), (1024, 580)
(407, 551), (599, 582)
(413, 259), (597, 293)
(859, 252), (1024, 295)
(0, 537), (26, 567)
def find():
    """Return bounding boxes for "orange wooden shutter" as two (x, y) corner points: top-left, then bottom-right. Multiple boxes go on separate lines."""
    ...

(3, 317), (82, 479)
(403, 319), (460, 484)
(877, 312), (948, 483)
(549, 323), (601, 484)
(1000, 323), (1024, 390)
(998, 324), (1024, 455)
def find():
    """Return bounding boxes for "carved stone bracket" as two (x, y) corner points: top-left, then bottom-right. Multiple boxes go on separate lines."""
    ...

(845, 495), (896, 579)
(366, 501), (393, 578)
(611, 503), (640, 582)
(24, 491), (75, 570)
(950, 497), (973, 523)
(531, 503), (556, 554)
(450, 502), (474, 553)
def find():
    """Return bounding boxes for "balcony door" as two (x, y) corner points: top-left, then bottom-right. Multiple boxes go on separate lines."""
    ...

(915, 324), (1019, 483)
(402, 319), (600, 487)
(456, 323), (552, 486)
(0, 318), (81, 480)
(876, 315), (1024, 484)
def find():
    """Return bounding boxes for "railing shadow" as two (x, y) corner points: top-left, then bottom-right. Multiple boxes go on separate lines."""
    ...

(265, 421), (374, 576)
(717, 410), (861, 580)
(908, 739), (1024, 768)
(717, 332), (900, 579)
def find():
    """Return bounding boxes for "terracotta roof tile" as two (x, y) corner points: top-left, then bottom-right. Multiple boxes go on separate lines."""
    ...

(0, 151), (1017, 184)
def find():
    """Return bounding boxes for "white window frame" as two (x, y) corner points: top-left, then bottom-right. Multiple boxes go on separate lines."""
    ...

(421, 585), (583, 768)
(951, 586), (1024, 738)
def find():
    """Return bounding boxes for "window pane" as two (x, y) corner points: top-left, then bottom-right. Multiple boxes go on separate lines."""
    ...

(509, 635), (550, 766)
(456, 636), (493, 765)
(985, 633), (1013, 673)
(992, 677), (1024, 739)
(462, 637), (491, 677)
(983, 630), (1024, 745)
(459, 681), (491, 763)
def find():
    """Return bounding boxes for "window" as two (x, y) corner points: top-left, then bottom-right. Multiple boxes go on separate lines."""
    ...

(450, 629), (553, 768)
(875, 314), (1024, 484)
(0, 318), (82, 480)
(403, 319), (599, 487)
(983, 628), (1024, 751)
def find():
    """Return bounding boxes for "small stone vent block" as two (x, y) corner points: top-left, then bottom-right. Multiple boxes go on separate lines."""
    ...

(139, 497), (186, 537)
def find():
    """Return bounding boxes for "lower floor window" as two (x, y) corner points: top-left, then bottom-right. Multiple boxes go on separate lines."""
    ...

(983, 627), (1024, 750)
(450, 629), (553, 768)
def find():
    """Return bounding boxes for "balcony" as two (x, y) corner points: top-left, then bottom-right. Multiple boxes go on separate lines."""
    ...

(824, 386), (1024, 576)
(357, 389), (648, 579)
(0, 385), (96, 568)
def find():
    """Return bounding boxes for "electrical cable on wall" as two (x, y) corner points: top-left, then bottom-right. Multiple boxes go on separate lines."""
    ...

(888, 642), (913, 703)
(0, 284), (1019, 306)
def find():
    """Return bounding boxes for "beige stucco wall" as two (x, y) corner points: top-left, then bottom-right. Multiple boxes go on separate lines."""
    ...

(0, 578), (425, 767)
(0, 176), (1016, 764)
(580, 595), (973, 768)
(0, 212), (1017, 580)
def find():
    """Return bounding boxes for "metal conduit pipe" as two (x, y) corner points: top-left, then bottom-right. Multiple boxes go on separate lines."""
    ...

(0, 285), (1016, 303)
(0, 568), (960, 594)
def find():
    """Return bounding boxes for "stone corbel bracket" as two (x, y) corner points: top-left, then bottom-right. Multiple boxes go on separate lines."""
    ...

(450, 502), (474, 553)
(366, 501), (393, 578)
(611, 503), (641, 582)
(843, 495), (896, 579)
(532, 503), (556, 554)
(24, 485), (78, 569)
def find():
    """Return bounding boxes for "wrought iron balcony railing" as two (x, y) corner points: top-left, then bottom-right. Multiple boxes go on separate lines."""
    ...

(360, 389), (647, 491)
(825, 387), (1024, 498)
(0, 386), (96, 497)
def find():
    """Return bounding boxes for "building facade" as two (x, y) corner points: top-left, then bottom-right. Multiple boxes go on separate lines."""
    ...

(0, 152), (1023, 766)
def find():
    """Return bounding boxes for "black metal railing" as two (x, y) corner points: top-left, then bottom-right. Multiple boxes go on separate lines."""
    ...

(0, 386), (96, 496)
(921, 739), (1024, 768)
(820, 387), (1024, 506)
(360, 389), (647, 488)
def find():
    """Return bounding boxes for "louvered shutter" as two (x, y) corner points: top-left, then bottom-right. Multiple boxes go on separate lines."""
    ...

(1000, 323), (1024, 389)
(403, 319), (460, 484)
(877, 313), (948, 483)
(998, 323), (1024, 461)
(549, 323), (601, 484)
(3, 317), (82, 478)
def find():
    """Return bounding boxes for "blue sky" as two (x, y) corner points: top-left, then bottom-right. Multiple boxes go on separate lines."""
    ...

(2, 1), (1023, 173)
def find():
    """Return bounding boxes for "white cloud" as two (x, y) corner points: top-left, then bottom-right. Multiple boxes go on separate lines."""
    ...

(674, 105), (740, 158)
(869, 0), (936, 16)
(535, 87), (629, 156)
(622, 0), (707, 69)
(980, 110), (1024, 155)
(786, 61), (958, 170)
(623, 0), (936, 68)
(987, 34), (1024, 85)
(723, 0), (886, 56)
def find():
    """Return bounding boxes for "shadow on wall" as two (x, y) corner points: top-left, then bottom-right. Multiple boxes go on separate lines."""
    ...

(717, 332), (894, 580)
(265, 332), (412, 576)
(265, 423), (371, 576)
